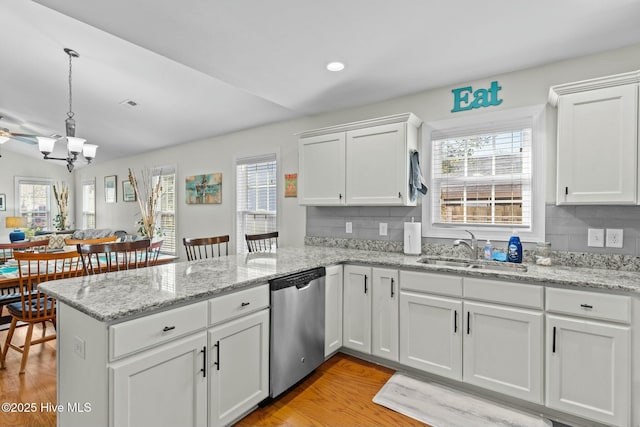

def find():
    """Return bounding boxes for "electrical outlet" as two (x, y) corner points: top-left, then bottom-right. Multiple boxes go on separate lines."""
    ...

(379, 223), (388, 236)
(606, 228), (624, 248)
(73, 336), (86, 359)
(345, 222), (352, 234)
(587, 228), (604, 247)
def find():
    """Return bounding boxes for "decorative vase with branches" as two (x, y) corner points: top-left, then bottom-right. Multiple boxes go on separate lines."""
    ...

(53, 182), (69, 231)
(128, 168), (163, 238)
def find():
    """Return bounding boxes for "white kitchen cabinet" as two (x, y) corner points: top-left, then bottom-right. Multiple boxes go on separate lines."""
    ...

(208, 309), (269, 427)
(400, 290), (462, 380)
(545, 287), (631, 427)
(325, 265), (344, 357)
(550, 75), (639, 204)
(111, 332), (208, 427)
(298, 132), (346, 205)
(342, 265), (372, 353)
(463, 301), (543, 404)
(298, 113), (422, 206)
(371, 268), (399, 361)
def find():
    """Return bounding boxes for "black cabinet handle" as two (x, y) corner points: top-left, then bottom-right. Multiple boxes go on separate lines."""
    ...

(454, 310), (458, 333)
(390, 278), (395, 298)
(466, 312), (470, 335)
(162, 326), (176, 332)
(201, 346), (207, 377)
(552, 326), (557, 353)
(214, 340), (220, 371)
(364, 275), (368, 294)
(580, 303), (593, 309)
(565, 186), (568, 196)
(339, 193), (343, 200)
(241, 302), (250, 307)
(398, 192), (401, 198)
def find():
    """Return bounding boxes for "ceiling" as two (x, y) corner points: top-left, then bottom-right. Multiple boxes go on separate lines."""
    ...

(1, 0), (640, 167)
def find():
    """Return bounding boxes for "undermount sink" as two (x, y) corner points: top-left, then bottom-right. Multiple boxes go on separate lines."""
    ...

(417, 256), (528, 273)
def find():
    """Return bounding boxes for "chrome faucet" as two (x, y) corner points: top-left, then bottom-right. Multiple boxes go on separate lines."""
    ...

(453, 230), (479, 259)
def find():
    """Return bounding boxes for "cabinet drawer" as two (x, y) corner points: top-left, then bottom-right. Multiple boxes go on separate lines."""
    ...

(400, 270), (462, 297)
(209, 284), (269, 326)
(110, 301), (207, 360)
(464, 278), (543, 309)
(546, 287), (630, 324)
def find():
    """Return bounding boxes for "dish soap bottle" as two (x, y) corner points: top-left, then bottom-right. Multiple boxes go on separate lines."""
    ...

(484, 240), (493, 261)
(507, 231), (523, 263)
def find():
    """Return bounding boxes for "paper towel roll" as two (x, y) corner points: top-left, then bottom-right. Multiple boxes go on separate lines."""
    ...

(404, 222), (421, 255)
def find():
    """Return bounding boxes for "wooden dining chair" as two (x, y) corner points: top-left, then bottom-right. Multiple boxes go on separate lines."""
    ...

(77, 239), (152, 275)
(149, 239), (163, 265)
(245, 232), (278, 253)
(183, 235), (229, 261)
(0, 250), (83, 374)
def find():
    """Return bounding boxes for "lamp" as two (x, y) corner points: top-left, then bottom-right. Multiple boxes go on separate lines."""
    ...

(37, 48), (98, 173)
(5, 216), (26, 243)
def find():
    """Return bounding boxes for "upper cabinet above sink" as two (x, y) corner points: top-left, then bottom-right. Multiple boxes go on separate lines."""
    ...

(550, 70), (640, 205)
(298, 113), (423, 206)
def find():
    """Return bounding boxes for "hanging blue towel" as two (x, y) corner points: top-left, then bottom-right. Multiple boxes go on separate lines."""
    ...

(409, 150), (428, 202)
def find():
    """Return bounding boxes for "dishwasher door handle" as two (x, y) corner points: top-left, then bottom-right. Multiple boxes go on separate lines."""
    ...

(296, 281), (311, 290)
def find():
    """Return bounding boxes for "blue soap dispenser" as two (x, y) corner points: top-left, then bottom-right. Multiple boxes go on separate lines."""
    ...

(507, 230), (523, 263)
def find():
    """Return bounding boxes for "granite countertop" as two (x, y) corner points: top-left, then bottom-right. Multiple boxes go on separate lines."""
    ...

(39, 246), (640, 323)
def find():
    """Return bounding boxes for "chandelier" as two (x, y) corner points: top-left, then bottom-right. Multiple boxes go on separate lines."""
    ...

(37, 48), (98, 172)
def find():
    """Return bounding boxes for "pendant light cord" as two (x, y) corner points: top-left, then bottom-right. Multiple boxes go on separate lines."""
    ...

(67, 52), (74, 120)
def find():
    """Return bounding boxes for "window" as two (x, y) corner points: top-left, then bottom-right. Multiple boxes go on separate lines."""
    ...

(236, 154), (277, 254)
(424, 106), (545, 242)
(82, 180), (96, 229)
(15, 177), (53, 230)
(153, 167), (176, 255)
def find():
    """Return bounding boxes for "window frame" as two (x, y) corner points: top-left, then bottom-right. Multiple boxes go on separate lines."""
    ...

(14, 176), (55, 231)
(422, 105), (546, 243)
(82, 179), (96, 229)
(152, 165), (177, 255)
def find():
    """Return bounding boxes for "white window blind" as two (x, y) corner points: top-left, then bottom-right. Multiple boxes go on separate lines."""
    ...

(236, 154), (277, 254)
(82, 180), (96, 229)
(431, 120), (532, 229)
(16, 178), (52, 230)
(153, 167), (176, 255)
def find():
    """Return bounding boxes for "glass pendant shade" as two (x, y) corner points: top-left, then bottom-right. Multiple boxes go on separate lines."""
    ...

(82, 143), (98, 159)
(67, 136), (86, 154)
(37, 136), (57, 154)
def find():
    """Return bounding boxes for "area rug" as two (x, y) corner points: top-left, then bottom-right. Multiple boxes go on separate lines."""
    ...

(373, 373), (552, 427)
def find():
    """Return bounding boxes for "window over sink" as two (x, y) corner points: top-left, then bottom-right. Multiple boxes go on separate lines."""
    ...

(423, 105), (545, 242)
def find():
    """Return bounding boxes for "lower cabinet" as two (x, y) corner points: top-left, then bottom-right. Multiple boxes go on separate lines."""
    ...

(325, 265), (344, 357)
(111, 333), (208, 427)
(343, 265), (372, 353)
(208, 309), (270, 427)
(371, 268), (399, 361)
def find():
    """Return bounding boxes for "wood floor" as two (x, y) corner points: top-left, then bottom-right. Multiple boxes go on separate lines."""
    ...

(0, 323), (57, 427)
(0, 330), (422, 427)
(236, 353), (425, 427)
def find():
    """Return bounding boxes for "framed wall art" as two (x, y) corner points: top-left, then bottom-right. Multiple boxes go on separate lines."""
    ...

(186, 173), (222, 204)
(285, 173), (297, 197)
(122, 180), (136, 202)
(105, 175), (117, 203)
(0, 193), (5, 211)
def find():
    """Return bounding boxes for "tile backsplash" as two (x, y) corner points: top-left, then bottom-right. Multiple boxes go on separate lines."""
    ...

(306, 204), (640, 256)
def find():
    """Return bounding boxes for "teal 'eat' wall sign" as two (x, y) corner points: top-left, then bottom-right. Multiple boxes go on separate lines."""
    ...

(451, 81), (503, 112)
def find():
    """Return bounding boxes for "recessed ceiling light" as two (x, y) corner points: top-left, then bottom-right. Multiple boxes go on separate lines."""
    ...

(119, 99), (138, 107)
(326, 61), (345, 72)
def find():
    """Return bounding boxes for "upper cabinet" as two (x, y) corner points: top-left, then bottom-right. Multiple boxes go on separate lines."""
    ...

(298, 113), (423, 206)
(549, 71), (640, 205)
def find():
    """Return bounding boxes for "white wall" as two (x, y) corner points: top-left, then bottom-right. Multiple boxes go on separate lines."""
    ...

(68, 43), (640, 258)
(0, 148), (74, 241)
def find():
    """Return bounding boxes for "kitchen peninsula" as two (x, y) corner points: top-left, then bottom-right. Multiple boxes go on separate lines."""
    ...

(41, 246), (640, 427)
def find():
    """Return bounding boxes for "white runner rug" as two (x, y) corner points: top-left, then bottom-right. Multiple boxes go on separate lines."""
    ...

(373, 373), (552, 427)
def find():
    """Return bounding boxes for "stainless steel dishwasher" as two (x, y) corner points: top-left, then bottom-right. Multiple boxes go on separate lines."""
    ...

(269, 267), (326, 398)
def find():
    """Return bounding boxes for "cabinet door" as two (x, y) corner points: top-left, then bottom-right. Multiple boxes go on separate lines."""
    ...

(399, 291), (462, 380)
(111, 332), (207, 427)
(299, 132), (346, 205)
(346, 122), (408, 205)
(557, 84), (638, 204)
(371, 268), (399, 361)
(342, 265), (371, 353)
(325, 265), (343, 357)
(463, 301), (543, 404)
(208, 309), (269, 427)
(546, 315), (630, 427)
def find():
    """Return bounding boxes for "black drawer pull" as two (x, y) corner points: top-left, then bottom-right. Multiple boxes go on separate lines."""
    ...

(552, 326), (557, 353)
(454, 310), (458, 333)
(364, 275), (368, 294)
(214, 340), (220, 371)
(241, 302), (250, 307)
(390, 278), (395, 298)
(162, 326), (176, 332)
(580, 303), (593, 309)
(467, 312), (470, 335)
(201, 346), (207, 377)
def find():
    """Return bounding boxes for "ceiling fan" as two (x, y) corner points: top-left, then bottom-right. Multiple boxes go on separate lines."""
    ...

(0, 113), (62, 145)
